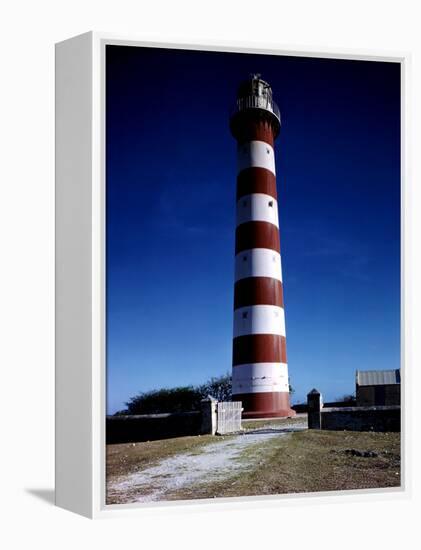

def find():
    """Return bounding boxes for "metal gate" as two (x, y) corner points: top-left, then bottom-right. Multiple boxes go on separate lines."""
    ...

(216, 401), (243, 435)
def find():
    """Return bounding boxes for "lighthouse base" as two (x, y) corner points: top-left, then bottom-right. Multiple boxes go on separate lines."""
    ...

(241, 409), (296, 419)
(233, 392), (296, 419)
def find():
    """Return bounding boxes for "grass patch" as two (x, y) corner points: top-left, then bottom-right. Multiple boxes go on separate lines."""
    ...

(106, 428), (400, 504)
(168, 430), (400, 501)
(106, 434), (218, 481)
(106, 434), (237, 504)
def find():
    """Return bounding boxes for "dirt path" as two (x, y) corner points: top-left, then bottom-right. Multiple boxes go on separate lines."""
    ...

(107, 420), (306, 503)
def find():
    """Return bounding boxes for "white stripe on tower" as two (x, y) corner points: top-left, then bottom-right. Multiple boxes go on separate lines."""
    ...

(235, 248), (283, 282)
(232, 363), (290, 394)
(236, 193), (279, 228)
(230, 75), (295, 418)
(237, 141), (276, 174)
(233, 305), (286, 338)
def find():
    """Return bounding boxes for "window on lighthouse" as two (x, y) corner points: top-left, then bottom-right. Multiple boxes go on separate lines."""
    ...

(242, 311), (248, 319)
(268, 200), (274, 207)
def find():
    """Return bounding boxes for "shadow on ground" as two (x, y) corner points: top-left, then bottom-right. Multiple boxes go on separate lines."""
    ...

(25, 488), (55, 505)
(236, 427), (307, 436)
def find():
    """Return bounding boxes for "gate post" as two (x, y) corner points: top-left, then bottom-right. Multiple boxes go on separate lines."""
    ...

(200, 397), (217, 435)
(307, 389), (323, 429)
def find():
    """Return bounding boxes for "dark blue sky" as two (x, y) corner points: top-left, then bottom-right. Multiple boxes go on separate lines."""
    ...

(106, 45), (400, 414)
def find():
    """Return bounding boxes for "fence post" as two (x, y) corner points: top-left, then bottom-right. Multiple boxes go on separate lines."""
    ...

(307, 389), (322, 429)
(200, 397), (217, 435)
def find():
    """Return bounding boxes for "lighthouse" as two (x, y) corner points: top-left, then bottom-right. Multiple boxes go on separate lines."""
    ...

(230, 74), (295, 418)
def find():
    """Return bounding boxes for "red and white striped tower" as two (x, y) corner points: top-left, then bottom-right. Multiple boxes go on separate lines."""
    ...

(230, 74), (295, 419)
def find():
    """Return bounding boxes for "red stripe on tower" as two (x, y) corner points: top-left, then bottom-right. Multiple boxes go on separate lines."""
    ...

(230, 74), (295, 419)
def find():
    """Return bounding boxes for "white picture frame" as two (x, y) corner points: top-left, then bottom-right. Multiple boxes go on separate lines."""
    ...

(55, 31), (409, 519)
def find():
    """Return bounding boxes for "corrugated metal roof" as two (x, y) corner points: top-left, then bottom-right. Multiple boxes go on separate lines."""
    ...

(356, 369), (400, 386)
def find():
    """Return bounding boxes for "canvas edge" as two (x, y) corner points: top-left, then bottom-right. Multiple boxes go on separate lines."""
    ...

(55, 31), (411, 519)
(55, 30), (95, 518)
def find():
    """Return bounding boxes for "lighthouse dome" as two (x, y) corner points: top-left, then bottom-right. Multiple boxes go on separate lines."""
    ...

(237, 74), (273, 102)
(230, 74), (281, 139)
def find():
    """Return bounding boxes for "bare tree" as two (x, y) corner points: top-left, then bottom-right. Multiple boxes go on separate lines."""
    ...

(198, 373), (232, 401)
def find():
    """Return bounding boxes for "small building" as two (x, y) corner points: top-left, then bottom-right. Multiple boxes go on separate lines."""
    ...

(356, 369), (400, 407)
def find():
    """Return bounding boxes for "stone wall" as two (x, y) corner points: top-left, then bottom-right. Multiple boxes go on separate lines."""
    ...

(107, 398), (221, 444)
(307, 389), (400, 432)
(106, 412), (202, 444)
(292, 399), (355, 414)
(320, 406), (400, 432)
